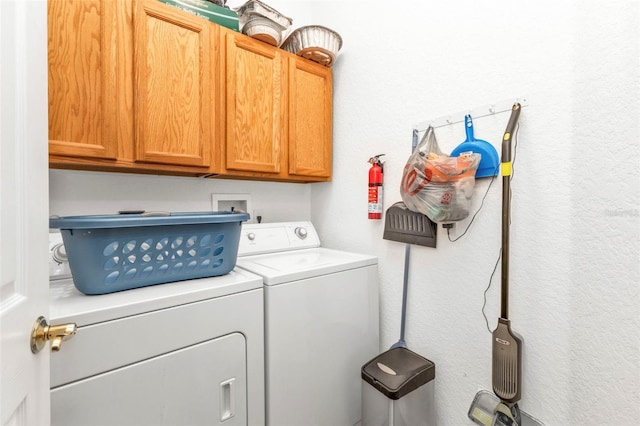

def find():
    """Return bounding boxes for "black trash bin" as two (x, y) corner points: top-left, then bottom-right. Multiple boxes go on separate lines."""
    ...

(361, 347), (436, 426)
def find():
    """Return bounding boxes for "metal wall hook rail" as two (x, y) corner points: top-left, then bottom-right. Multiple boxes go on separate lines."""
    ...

(413, 97), (529, 132)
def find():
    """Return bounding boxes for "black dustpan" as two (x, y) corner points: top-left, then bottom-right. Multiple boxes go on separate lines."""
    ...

(383, 202), (437, 248)
(383, 202), (436, 349)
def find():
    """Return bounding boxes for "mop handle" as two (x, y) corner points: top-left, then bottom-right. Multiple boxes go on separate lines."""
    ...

(500, 103), (521, 319)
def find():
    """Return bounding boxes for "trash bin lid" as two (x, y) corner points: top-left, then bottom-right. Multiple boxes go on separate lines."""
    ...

(361, 347), (436, 400)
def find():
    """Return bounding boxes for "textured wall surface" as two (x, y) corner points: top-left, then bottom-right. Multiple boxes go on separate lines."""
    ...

(294, 0), (639, 424)
(50, 170), (311, 222)
(51, 0), (639, 424)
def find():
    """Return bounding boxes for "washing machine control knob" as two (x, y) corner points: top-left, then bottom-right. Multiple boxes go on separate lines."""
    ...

(247, 232), (256, 241)
(294, 227), (307, 239)
(51, 242), (68, 265)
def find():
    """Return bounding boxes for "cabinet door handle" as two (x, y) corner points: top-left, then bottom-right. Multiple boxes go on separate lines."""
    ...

(220, 378), (236, 422)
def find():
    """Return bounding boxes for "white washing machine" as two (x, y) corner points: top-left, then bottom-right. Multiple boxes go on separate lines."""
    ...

(48, 235), (266, 426)
(235, 221), (380, 426)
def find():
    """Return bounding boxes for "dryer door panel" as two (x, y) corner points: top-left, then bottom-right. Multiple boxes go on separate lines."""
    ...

(51, 332), (247, 426)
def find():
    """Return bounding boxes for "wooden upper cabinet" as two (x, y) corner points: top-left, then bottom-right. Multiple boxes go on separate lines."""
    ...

(132, 0), (213, 168)
(288, 57), (332, 178)
(48, 0), (119, 160)
(223, 31), (285, 174)
(48, 1), (332, 181)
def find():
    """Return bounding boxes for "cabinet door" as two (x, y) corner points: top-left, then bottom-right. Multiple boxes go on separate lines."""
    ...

(224, 32), (285, 174)
(133, 0), (212, 168)
(48, 0), (119, 160)
(288, 57), (332, 178)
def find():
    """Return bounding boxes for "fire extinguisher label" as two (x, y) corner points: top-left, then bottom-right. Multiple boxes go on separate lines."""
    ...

(368, 186), (383, 213)
(368, 154), (384, 220)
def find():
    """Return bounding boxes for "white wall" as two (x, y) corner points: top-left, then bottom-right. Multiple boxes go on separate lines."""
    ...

(301, 0), (639, 425)
(50, 0), (639, 424)
(49, 170), (311, 221)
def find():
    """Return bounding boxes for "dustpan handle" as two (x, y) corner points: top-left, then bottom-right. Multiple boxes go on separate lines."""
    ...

(390, 243), (411, 350)
(500, 104), (521, 319)
(464, 115), (475, 141)
(399, 244), (410, 342)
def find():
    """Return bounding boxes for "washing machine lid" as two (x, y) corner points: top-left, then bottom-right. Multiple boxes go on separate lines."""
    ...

(49, 268), (263, 326)
(236, 247), (377, 285)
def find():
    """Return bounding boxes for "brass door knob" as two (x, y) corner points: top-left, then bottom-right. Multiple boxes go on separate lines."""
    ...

(30, 316), (77, 353)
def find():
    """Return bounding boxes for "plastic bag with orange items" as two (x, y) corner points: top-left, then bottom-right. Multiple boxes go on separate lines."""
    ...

(400, 126), (481, 223)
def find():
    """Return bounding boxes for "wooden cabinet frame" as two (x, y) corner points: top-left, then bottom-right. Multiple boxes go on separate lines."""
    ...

(48, 0), (332, 182)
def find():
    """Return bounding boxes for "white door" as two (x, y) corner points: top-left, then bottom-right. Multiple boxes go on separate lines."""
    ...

(0, 0), (51, 425)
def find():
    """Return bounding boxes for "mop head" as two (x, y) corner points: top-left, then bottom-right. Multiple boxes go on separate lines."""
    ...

(493, 402), (521, 426)
(468, 390), (544, 426)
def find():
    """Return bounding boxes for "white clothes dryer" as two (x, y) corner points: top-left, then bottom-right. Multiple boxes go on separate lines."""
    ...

(48, 266), (265, 426)
(236, 221), (380, 426)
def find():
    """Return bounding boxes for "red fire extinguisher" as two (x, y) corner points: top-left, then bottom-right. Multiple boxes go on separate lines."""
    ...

(368, 154), (385, 220)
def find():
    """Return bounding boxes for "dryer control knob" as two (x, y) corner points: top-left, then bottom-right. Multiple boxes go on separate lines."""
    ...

(247, 232), (256, 241)
(294, 227), (307, 239)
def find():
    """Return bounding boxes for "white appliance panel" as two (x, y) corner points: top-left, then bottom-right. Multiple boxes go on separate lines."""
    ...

(265, 264), (380, 426)
(50, 268), (262, 326)
(234, 221), (380, 425)
(49, 271), (265, 425)
(236, 247), (377, 285)
(50, 286), (264, 388)
(238, 221), (320, 256)
(51, 333), (247, 426)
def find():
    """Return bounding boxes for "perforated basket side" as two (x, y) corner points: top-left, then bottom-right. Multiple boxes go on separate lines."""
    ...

(383, 202), (437, 248)
(61, 222), (244, 295)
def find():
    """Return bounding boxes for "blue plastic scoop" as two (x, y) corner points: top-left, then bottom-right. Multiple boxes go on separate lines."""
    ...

(450, 115), (500, 178)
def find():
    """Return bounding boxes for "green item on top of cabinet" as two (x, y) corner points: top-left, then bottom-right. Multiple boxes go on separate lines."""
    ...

(157, 0), (239, 31)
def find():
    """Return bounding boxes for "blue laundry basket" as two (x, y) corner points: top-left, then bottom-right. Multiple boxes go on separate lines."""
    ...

(49, 211), (250, 295)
